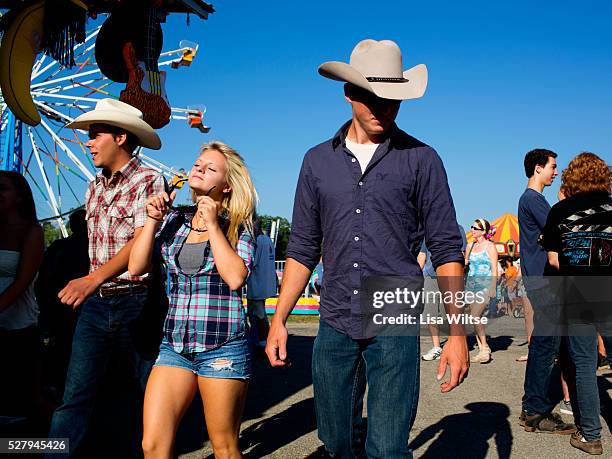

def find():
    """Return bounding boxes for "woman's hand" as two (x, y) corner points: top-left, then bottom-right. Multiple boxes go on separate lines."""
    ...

(196, 196), (220, 229)
(146, 191), (176, 222)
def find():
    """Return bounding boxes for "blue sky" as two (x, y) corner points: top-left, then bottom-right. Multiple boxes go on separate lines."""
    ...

(8, 1), (610, 226)
(156, 0), (611, 228)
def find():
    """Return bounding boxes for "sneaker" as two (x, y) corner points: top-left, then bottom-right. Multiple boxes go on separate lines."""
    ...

(597, 355), (610, 371)
(559, 400), (573, 416)
(570, 431), (603, 455)
(422, 346), (442, 361)
(523, 412), (576, 434)
(470, 347), (492, 364)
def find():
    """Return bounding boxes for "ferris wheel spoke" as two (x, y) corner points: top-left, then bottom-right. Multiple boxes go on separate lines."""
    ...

(139, 151), (185, 178)
(32, 27), (101, 81)
(32, 91), (100, 104)
(20, 155), (56, 212)
(35, 142), (90, 184)
(41, 76), (110, 95)
(37, 101), (92, 112)
(39, 119), (95, 181)
(34, 100), (78, 125)
(31, 68), (105, 90)
(27, 128), (69, 236)
(31, 54), (48, 80)
(69, 79), (117, 98)
(59, 166), (83, 204)
(68, 129), (95, 169)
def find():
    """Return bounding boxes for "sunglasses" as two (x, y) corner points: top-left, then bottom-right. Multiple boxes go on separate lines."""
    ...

(471, 226), (484, 231)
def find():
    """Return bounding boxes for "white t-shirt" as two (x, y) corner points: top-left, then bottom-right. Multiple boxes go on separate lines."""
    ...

(345, 138), (380, 173)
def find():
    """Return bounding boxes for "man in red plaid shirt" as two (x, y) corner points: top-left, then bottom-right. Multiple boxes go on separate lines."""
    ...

(48, 99), (165, 457)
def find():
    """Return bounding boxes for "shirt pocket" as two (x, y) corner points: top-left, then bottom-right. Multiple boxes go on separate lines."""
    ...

(370, 172), (414, 216)
(108, 204), (134, 240)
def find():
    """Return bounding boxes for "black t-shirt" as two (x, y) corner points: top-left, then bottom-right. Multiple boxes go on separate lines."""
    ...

(542, 192), (612, 276)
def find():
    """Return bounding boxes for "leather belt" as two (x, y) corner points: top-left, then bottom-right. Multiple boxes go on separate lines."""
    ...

(98, 283), (148, 298)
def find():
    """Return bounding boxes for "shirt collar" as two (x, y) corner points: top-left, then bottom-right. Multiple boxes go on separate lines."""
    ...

(331, 120), (398, 152)
(96, 156), (141, 185)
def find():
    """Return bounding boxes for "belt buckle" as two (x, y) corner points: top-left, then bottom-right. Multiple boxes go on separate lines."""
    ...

(98, 285), (116, 298)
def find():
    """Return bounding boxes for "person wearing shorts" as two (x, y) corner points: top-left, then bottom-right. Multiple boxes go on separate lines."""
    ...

(129, 141), (258, 458)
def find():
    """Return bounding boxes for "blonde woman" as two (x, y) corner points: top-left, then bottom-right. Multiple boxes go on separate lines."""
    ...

(465, 218), (498, 363)
(129, 141), (257, 459)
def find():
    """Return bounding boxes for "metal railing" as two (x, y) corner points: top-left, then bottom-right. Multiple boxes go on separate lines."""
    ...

(242, 260), (314, 298)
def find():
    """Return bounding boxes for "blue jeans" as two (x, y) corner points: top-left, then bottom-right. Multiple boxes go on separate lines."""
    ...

(566, 327), (601, 441)
(47, 291), (152, 458)
(312, 320), (420, 458)
(522, 290), (563, 415)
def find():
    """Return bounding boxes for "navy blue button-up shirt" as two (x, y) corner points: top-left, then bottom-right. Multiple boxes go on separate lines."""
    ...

(286, 121), (464, 338)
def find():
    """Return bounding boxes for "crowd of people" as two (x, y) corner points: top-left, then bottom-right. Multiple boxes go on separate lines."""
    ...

(0, 38), (611, 458)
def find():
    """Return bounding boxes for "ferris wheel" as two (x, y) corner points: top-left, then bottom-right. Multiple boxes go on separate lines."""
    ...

(0, 22), (209, 237)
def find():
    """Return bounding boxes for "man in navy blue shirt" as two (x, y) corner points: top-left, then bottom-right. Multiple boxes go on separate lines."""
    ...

(518, 148), (576, 435)
(266, 39), (468, 458)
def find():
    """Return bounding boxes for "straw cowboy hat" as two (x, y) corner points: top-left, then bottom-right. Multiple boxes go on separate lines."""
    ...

(318, 39), (428, 100)
(66, 98), (161, 150)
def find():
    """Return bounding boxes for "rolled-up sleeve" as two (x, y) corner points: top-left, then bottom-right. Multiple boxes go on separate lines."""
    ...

(285, 153), (323, 271)
(416, 147), (464, 269)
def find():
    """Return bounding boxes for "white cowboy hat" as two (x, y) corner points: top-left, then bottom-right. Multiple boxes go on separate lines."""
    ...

(318, 39), (428, 101)
(65, 98), (161, 150)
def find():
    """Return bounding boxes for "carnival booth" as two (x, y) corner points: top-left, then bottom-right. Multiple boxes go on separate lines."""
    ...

(466, 213), (520, 259)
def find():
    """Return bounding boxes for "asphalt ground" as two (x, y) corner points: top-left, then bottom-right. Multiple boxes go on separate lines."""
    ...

(180, 316), (612, 459)
(9, 315), (607, 458)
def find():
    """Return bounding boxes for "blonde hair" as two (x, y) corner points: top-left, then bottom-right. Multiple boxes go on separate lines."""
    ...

(193, 141), (258, 247)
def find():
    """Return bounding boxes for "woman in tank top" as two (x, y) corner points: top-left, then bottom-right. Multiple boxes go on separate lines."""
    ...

(465, 218), (498, 363)
(0, 171), (44, 418)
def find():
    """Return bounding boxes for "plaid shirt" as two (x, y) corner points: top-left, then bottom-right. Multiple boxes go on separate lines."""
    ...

(156, 210), (255, 353)
(86, 157), (165, 283)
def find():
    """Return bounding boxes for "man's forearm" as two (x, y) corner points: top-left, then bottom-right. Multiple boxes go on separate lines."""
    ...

(272, 258), (313, 324)
(435, 262), (466, 336)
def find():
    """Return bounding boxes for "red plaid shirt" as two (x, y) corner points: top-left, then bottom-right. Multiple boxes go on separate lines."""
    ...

(85, 157), (165, 282)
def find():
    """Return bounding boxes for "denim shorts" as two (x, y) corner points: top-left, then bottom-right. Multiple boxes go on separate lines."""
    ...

(154, 336), (251, 379)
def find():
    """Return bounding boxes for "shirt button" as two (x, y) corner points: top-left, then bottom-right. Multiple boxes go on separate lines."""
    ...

(358, 181), (363, 186)
(354, 236), (360, 241)
(353, 290), (359, 295)
(355, 209), (361, 214)
(353, 263), (359, 268)
(351, 158), (356, 163)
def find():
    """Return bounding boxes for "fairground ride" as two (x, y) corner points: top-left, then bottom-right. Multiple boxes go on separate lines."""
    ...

(0, 21), (209, 236)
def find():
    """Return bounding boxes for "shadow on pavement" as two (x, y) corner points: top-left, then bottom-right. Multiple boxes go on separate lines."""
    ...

(467, 335), (514, 353)
(175, 334), (317, 456)
(599, 370), (612, 433)
(409, 402), (512, 459)
(239, 398), (317, 458)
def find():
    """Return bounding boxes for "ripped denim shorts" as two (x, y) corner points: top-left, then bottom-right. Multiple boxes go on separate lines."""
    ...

(154, 335), (251, 379)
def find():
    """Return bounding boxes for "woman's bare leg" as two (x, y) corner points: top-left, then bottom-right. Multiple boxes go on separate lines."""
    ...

(470, 301), (489, 350)
(142, 366), (198, 459)
(198, 377), (248, 459)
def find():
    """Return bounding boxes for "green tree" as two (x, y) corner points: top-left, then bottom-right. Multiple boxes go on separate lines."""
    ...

(259, 215), (291, 260)
(42, 222), (64, 247)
